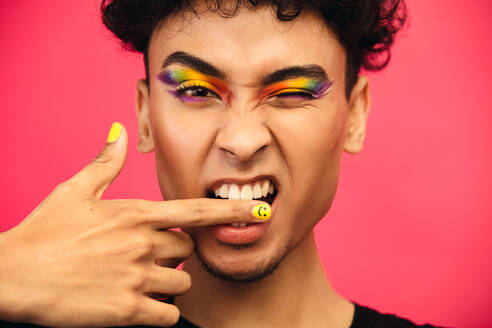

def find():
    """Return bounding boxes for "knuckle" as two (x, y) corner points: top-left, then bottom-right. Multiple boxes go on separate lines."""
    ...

(230, 203), (244, 221)
(118, 295), (141, 325)
(106, 209), (130, 227)
(130, 234), (154, 254)
(174, 270), (192, 293)
(169, 231), (194, 255)
(117, 200), (148, 226)
(179, 231), (193, 244)
(152, 305), (180, 326)
(49, 180), (83, 203)
(97, 200), (121, 219)
(93, 150), (112, 165)
(163, 305), (180, 326)
(54, 180), (76, 195)
(188, 199), (209, 223)
(107, 201), (139, 225)
(181, 271), (192, 290)
(223, 201), (245, 220)
(131, 201), (150, 221)
(126, 267), (147, 291)
(179, 233), (194, 257)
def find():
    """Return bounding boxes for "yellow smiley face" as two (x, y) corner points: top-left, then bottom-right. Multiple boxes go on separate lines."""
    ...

(252, 204), (271, 220)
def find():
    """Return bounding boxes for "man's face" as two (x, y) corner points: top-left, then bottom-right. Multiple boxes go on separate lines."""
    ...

(137, 6), (368, 281)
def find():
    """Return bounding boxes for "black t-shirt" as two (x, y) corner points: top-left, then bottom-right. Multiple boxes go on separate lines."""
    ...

(166, 302), (442, 328)
(0, 302), (443, 327)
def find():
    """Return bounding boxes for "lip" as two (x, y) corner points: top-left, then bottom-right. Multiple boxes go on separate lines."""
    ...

(205, 174), (279, 195)
(211, 222), (271, 244)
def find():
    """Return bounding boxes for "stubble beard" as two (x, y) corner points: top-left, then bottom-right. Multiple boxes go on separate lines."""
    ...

(194, 242), (290, 283)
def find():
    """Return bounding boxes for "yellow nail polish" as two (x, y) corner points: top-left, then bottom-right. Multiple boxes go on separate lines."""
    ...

(252, 203), (271, 220)
(107, 122), (122, 143)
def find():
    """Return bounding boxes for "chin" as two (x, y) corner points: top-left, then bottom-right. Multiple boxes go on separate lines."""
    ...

(193, 239), (289, 283)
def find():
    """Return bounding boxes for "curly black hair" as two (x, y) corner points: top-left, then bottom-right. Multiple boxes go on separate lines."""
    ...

(101, 0), (407, 97)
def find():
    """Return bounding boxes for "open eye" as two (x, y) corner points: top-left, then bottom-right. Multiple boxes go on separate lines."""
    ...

(176, 86), (220, 98)
(173, 80), (221, 102)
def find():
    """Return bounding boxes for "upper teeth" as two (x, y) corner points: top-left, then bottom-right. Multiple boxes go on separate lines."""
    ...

(213, 179), (275, 200)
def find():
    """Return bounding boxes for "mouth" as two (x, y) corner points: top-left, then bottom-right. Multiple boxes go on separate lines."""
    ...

(206, 178), (278, 228)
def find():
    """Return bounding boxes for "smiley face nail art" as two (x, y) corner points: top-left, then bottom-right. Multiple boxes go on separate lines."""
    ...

(252, 203), (271, 220)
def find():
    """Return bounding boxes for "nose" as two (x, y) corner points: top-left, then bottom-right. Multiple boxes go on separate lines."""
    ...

(215, 116), (272, 162)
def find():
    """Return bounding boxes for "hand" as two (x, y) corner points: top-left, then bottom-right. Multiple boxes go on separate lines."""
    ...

(0, 122), (267, 327)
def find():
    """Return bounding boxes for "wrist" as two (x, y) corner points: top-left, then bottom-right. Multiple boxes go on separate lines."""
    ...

(0, 230), (36, 322)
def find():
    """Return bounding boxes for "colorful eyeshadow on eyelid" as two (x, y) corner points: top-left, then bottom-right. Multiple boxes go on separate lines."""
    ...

(158, 68), (229, 100)
(258, 77), (332, 100)
(168, 80), (222, 103)
(158, 69), (204, 85)
(269, 88), (314, 98)
(178, 80), (221, 95)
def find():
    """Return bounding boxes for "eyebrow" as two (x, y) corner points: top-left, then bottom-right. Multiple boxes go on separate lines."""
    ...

(162, 51), (330, 85)
(261, 65), (329, 86)
(162, 51), (226, 80)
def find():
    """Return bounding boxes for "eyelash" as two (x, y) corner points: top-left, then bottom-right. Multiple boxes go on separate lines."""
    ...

(174, 81), (221, 101)
(270, 90), (316, 99)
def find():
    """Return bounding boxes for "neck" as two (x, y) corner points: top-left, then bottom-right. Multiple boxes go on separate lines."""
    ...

(175, 231), (354, 328)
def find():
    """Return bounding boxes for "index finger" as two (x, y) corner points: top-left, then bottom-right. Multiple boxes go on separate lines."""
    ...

(108, 198), (271, 229)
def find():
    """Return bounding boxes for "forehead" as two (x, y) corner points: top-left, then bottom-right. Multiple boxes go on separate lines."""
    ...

(148, 6), (346, 84)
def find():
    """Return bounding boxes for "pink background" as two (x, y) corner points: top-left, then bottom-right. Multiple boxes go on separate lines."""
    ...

(1, 1), (491, 327)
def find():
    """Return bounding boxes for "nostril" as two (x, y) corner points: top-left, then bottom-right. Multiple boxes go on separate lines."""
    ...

(220, 148), (239, 160)
(256, 145), (267, 154)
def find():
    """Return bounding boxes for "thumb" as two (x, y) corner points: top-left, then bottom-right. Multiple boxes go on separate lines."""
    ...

(71, 122), (128, 199)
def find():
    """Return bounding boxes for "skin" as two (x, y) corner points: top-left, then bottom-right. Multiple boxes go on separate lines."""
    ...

(0, 3), (370, 328)
(0, 126), (267, 327)
(135, 5), (370, 328)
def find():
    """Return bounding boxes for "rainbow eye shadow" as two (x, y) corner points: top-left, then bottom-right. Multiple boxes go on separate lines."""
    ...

(258, 77), (332, 100)
(158, 68), (229, 102)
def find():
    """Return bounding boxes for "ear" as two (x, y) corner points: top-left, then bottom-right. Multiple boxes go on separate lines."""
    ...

(344, 76), (371, 154)
(136, 79), (154, 153)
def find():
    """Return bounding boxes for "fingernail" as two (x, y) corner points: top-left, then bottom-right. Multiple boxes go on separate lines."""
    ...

(252, 203), (271, 220)
(107, 122), (122, 143)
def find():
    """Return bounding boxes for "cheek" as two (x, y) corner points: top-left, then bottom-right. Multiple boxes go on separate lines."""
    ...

(149, 97), (218, 199)
(272, 103), (347, 229)
(274, 104), (347, 182)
